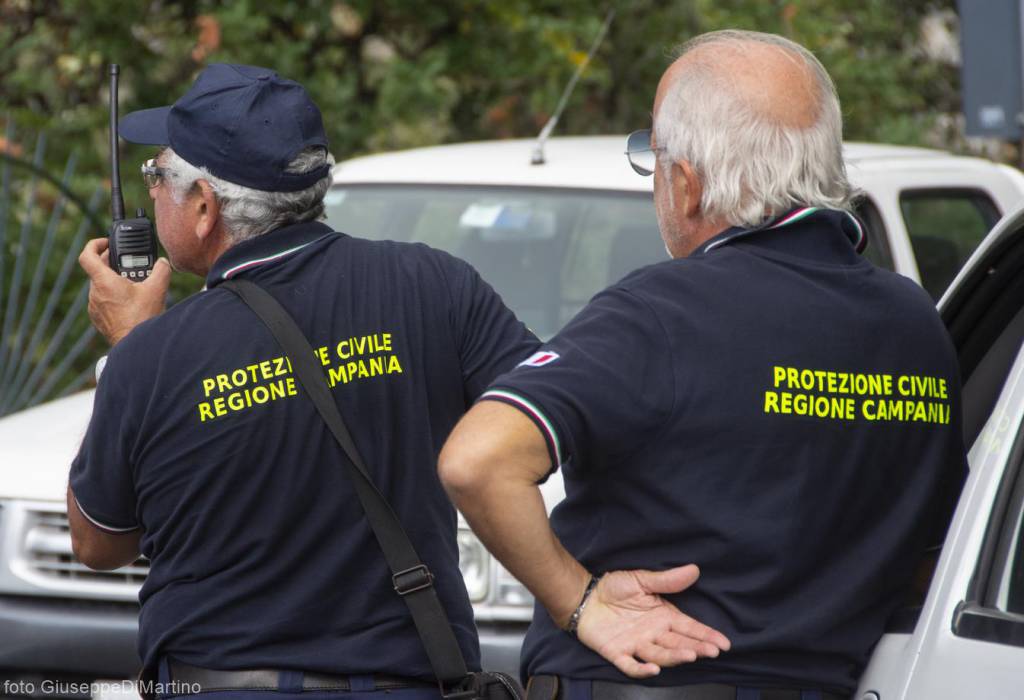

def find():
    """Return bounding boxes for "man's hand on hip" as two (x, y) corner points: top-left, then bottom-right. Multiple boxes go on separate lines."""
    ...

(79, 237), (171, 346)
(577, 564), (731, 679)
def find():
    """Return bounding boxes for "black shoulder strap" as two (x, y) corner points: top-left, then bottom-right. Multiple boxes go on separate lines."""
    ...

(221, 277), (469, 683)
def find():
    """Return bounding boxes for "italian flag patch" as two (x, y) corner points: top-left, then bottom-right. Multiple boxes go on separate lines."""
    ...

(518, 351), (560, 367)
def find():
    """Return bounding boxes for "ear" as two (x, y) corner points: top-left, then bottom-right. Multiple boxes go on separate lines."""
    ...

(673, 160), (702, 218)
(192, 180), (220, 241)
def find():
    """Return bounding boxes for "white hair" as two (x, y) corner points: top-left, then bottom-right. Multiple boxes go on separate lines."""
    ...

(654, 30), (854, 227)
(161, 147), (335, 243)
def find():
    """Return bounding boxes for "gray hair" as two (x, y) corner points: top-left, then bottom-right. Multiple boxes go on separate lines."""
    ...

(654, 30), (853, 227)
(161, 147), (335, 243)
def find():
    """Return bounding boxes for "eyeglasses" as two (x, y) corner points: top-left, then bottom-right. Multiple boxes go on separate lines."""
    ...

(141, 158), (167, 189)
(625, 129), (666, 177)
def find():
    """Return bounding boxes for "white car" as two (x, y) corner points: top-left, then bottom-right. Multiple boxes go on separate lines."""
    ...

(1, 136), (1022, 691)
(854, 206), (1024, 699)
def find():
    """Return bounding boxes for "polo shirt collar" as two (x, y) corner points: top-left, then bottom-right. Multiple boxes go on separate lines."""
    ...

(206, 220), (335, 288)
(696, 207), (867, 257)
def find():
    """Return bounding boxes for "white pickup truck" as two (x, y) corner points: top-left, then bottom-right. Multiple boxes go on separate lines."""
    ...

(1, 136), (1022, 698)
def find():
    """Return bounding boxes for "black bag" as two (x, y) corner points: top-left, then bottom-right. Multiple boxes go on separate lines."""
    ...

(223, 278), (524, 700)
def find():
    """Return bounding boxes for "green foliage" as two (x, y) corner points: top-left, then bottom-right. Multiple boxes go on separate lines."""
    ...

(0, 0), (963, 401)
(2, 1), (961, 163)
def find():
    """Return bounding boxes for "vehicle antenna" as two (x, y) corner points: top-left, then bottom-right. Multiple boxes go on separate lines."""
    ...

(531, 9), (615, 166)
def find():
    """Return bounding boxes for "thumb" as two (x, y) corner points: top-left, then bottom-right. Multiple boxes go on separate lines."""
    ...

(144, 258), (172, 288)
(635, 564), (700, 595)
(78, 238), (115, 278)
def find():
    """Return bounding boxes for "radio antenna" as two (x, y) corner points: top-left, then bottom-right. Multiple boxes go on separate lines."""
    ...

(109, 64), (125, 222)
(531, 8), (615, 166)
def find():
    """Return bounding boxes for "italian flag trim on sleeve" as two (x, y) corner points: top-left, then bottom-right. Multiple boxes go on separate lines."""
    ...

(480, 389), (564, 467)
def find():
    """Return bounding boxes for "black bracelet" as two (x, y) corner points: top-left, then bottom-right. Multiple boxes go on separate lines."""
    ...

(566, 574), (602, 637)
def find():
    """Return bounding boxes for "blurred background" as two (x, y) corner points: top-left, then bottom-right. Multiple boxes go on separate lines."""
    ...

(0, 0), (997, 411)
(2, 1), (972, 175)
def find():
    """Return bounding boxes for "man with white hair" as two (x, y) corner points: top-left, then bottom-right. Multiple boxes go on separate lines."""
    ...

(70, 63), (538, 698)
(439, 30), (965, 700)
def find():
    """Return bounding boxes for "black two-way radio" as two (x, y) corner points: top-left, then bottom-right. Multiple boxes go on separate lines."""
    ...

(109, 64), (158, 281)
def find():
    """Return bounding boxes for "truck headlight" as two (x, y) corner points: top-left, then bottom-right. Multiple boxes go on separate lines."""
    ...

(495, 561), (533, 608)
(457, 528), (489, 602)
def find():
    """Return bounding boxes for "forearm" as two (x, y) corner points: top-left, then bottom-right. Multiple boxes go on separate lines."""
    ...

(450, 470), (589, 627)
(439, 400), (590, 628)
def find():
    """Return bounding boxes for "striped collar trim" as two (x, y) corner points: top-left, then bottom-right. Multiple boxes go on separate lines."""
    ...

(767, 206), (820, 230)
(221, 240), (320, 280)
(206, 221), (335, 288)
(702, 207), (866, 254)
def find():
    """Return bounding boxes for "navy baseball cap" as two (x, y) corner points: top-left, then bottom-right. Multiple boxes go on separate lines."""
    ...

(119, 63), (329, 192)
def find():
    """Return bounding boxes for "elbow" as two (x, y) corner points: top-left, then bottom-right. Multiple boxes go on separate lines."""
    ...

(65, 488), (139, 570)
(440, 401), (537, 507)
(70, 529), (131, 571)
(76, 549), (131, 572)
(438, 442), (492, 506)
(71, 536), (110, 571)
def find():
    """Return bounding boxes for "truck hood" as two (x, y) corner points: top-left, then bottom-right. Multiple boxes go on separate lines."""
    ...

(0, 390), (95, 502)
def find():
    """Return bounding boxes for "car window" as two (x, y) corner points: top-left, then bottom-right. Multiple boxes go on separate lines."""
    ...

(901, 189), (1000, 301)
(324, 186), (662, 339)
(853, 196), (894, 271)
(994, 487), (1024, 614)
(988, 426), (1024, 615)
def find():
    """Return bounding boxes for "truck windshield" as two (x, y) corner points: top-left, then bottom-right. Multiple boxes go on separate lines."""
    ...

(324, 185), (662, 340)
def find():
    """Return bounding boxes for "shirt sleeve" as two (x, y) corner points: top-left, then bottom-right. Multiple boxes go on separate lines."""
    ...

(68, 348), (141, 533)
(445, 255), (541, 403)
(481, 286), (675, 473)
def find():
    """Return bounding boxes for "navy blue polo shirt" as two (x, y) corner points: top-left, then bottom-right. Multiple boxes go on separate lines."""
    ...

(70, 220), (539, 677)
(483, 208), (966, 694)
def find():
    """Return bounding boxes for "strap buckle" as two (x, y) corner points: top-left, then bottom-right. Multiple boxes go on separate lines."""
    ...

(439, 677), (477, 700)
(393, 564), (434, 595)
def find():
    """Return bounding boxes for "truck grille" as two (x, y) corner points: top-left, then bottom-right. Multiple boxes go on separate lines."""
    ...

(25, 510), (149, 585)
(6, 505), (149, 598)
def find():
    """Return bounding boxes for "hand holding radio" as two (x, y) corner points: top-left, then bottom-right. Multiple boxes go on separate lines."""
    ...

(79, 238), (171, 346)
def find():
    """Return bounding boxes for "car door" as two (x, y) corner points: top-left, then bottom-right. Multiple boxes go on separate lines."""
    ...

(856, 207), (1024, 699)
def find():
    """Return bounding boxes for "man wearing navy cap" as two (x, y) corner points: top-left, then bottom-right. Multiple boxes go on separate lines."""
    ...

(439, 30), (966, 700)
(70, 63), (538, 698)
